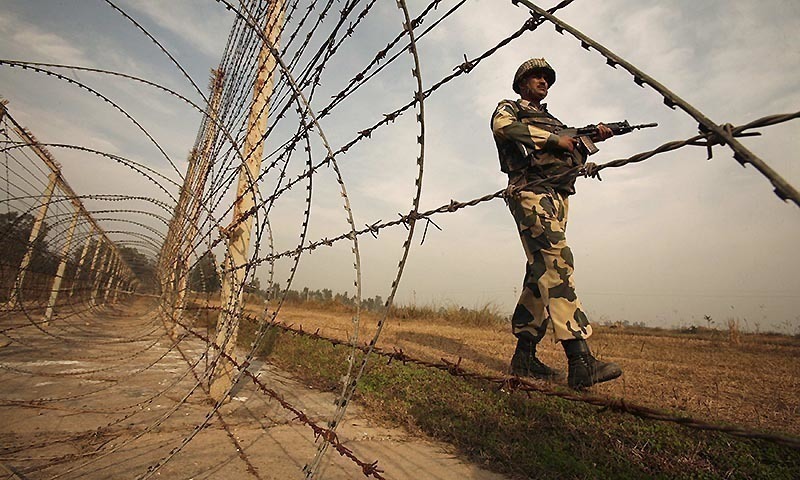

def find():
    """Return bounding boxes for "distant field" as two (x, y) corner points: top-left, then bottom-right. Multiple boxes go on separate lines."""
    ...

(264, 303), (800, 437)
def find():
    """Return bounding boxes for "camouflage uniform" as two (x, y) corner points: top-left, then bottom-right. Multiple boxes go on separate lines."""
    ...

(492, 98), (592, 343)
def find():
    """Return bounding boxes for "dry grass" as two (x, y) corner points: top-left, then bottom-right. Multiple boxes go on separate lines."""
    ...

(269, 303), (800, 437)
(183, 294), (800, 436)
(728, 318), (742, 345)
(389, 302), (505, 327)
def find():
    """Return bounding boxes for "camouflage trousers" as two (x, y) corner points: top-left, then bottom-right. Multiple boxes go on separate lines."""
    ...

(508, 189), (592, 343)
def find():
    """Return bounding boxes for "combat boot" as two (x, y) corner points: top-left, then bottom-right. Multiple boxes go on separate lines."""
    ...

(562, 339), (622, 389)
(510, 336), (564, 380)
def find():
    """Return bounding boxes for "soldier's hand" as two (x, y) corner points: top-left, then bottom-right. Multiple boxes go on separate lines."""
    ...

(593, 123), (614, 142)
(504, 183), (519, 201)
(557, 135), (576, 152)
(583, 162), (602, 181)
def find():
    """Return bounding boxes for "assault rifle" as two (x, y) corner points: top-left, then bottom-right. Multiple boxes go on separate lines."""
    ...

(558, 121), (658, 156)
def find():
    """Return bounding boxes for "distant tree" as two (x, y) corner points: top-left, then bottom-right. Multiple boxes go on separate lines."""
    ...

(245, 276), (264, 297)
(360, 295), (384, 312)
(188, 251), (221, 292)
(0, 211), (32, 266)
(264, 281), (281, 300)
(334, 291), (352, 306)
(0, 211), (57, 276)
(284, 287), (301, 303)
(118, 246), (156, 291)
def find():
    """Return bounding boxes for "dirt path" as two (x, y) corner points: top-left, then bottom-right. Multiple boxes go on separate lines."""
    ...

(0, 300), (506, 480)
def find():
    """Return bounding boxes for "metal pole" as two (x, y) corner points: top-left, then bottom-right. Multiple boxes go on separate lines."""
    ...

(102, 258), (118, 304)
(164, 264), (178, 306)
(5, 172), (58, 308)
(170, 255), (187, 336)
(1, 105), (139, 303)
(210, 1), (285, 402)
(43, 206), (80, 325)
(90, 246), (110, 307)
(84, 238), (102, 301)
(175, 69), (225, 326)
(70, 228), (94, 297)
(106, 274), (118, 304)
(112, 275), (122, 303)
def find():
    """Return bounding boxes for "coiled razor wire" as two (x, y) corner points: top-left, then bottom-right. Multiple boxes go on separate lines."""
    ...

(0, 1), (798, 479)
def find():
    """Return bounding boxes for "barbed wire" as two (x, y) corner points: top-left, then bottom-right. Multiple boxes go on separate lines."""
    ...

(223, 309), (800, 451)
(207, 111), (797, 276)
(167, 313), (388, 479)
(167, 0), (580, 299)
(1, 1), (798, 479)
(514, 0), (799, 206)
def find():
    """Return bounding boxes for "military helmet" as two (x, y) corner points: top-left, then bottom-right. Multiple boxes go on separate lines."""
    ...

(513, 58), (556, 94)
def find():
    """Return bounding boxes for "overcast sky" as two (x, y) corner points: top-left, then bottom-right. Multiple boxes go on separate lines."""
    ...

(1, 0), (798, 333)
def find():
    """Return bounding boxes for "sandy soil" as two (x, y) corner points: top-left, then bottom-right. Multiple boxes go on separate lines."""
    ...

(0, 299), (506, 480)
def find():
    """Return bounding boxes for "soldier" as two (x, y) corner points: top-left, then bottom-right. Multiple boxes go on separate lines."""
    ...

(491, 58), (622, 389)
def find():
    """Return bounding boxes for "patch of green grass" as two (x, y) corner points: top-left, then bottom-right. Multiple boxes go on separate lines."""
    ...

(264, 330), (800, 480)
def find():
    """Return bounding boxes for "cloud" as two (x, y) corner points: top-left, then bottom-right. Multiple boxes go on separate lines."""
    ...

(0, 12), (92, 66)
(116, 0), (232, 58)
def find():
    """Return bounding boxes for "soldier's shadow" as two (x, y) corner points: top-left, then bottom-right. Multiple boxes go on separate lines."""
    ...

(394, 331), (507, 372)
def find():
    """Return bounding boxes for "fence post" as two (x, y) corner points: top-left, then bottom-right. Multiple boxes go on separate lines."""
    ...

(5, 172), (58, 308)
(112, 275), (123, 303)
(174, 69), (225, 328)
(2, 106), (137, 308)
(70, 228), (94, 297)
(84, 238), (102, 302)
(102, 257), (118, 304)
(209, 1), (285, 402)
(90, 246), (110, 307)
(43, 206), (80, 325)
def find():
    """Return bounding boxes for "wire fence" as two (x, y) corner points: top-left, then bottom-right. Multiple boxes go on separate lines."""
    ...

(1, 1), (798, 479)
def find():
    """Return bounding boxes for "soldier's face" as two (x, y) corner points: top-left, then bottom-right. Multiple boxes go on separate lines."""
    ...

(522, 72), (549, 102)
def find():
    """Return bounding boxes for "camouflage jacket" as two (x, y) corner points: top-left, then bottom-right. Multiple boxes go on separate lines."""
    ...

(491, 99), (582, 195)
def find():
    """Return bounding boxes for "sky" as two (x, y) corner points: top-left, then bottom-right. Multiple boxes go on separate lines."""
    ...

(1, 0), (798, 333)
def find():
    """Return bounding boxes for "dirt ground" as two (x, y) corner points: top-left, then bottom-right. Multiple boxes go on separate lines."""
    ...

(0, 299), (506, 480)
(3, 298), (797, 480)
(273, 305), (800, 437)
